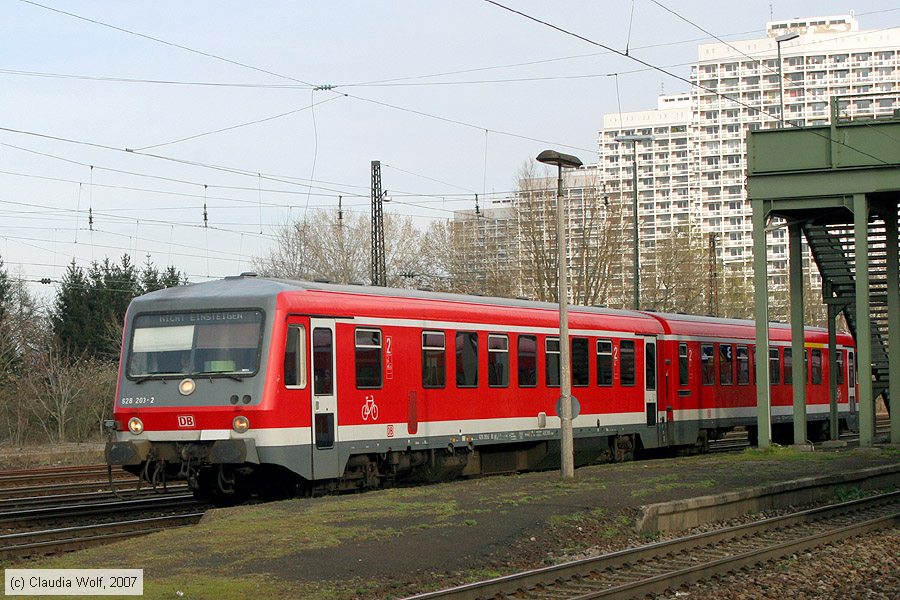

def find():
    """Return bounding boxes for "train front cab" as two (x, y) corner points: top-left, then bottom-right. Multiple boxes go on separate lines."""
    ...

(106, 298), (295, 502)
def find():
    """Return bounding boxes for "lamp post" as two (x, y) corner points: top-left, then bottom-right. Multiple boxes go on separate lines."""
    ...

(615, 135), (653, 310)
(536, 149), (583, 479)
(776, 32), (800, 127)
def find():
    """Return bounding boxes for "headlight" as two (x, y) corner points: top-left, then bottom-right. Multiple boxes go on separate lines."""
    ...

(127, 417), (144, 435)
(233, 415), (250, 433)
(179, 378), (196, 396)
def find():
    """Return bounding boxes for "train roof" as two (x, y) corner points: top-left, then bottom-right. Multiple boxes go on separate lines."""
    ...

(133, 275), (654, 319)
(640, 310), (851, 344)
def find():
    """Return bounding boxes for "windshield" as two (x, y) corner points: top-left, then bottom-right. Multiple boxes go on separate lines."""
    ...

(127, 310), (263, 379)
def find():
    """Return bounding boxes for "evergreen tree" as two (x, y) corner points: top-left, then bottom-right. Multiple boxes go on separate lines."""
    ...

(140, 257), (187, 293)
(52, 255), (185, 358)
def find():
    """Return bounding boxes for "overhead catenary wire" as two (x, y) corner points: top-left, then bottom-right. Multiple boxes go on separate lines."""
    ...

(11, 0), (898, 290)
(18, 0), (317, 87)
(0, 139), (521, 205)
(483, 0), (896, 166)
(132, 94), (346, 151)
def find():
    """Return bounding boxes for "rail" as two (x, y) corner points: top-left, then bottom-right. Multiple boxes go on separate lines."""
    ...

(408, 491), (898, 600)
(0, 513), (205, 559)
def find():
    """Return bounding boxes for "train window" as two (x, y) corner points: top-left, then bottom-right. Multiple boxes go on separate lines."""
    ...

(518, 335), (537, 387)
(719, 344), (733, 385)
(456, 332), (479, 388)
(572, 338), (589, 387)
(848, 351), (855, 388)
(315, 413), (334, 449)
(129, 310), (263, 379)
(313, 328), (333, 396)
(836, 350), (845, 385)
(596, 340), (613, 387)
(422, 331), (446, 389)
(545, 338), (560, 387)
(736, 346), (750, 385)
(701, 344), (715, 385)
(810, 349), (823, 385)
(784, 348), (793, 385)
(645, 342), (656, 391)
(284, 325), (307, 388)
(750, 347), (756, 383)
(620, 340), (636, 386)
(678, 343), (689, 386)
(488, 334), (510, 388)
(355, 328), (383, 389)
(769, 349), (780, 385)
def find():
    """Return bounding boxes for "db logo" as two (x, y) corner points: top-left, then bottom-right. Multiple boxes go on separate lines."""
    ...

(386, 424), (395, 438)
(177, 415), (196, 428)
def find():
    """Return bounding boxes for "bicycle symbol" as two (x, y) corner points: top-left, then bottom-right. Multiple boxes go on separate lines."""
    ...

(362, 395), (379, 421)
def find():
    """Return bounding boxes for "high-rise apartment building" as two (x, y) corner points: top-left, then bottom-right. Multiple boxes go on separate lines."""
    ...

(600, 14), (900, 287)
(453, 14), (900, 309)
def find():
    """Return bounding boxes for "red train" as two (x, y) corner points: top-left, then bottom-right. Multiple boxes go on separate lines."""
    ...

(105, 276), (857, 501)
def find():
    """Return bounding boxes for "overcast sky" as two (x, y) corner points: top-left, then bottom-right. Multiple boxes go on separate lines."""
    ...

(2, 1), (899, 299)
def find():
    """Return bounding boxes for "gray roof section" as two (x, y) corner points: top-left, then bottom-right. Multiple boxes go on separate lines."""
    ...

(132, 276), (652, 321)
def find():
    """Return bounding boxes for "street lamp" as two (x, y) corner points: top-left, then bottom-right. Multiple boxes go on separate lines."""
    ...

(776, 32), (800, 127)
(536, 149), (583, 479)
(615, 134), (653, 310)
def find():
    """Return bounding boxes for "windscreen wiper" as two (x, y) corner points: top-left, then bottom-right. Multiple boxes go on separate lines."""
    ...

(133, 375), (168, 384)
(194, 372), (245, 382)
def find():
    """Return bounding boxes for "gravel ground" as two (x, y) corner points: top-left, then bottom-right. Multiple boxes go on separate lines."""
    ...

(546, 497), (899, 600)
(654, 528), (899, 600)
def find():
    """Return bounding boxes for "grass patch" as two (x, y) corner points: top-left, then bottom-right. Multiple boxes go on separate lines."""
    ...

(629, 475), (715, 499)
(833, 486), (867, 502)
(718, 445), (841, 462)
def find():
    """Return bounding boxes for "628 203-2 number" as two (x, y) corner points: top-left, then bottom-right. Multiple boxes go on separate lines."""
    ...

(119, 397), (155, 406)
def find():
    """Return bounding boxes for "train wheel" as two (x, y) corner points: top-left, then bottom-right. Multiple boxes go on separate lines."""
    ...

(695, 431), (710, 453)
(193, 466), (249, 506)
(610, 435), (634, 462)
(747, 426), (759, 447)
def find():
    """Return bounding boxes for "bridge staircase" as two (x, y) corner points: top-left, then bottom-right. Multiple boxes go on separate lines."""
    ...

(803, 216), (893, 408)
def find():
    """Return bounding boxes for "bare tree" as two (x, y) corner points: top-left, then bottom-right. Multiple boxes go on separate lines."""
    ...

(641, 226), (708, 313)
(0, 269), (49, 446)
(17, 346), (92, 443)
(515, 162), (628, 306)
(253, 209), (436, 287)
(719, 261), (755, 319)
(253, 215), (321, 280)
(515, 162), (558, 302)
(430, 209), (520, 297)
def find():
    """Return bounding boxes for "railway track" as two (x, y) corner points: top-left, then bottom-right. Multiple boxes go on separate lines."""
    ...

(0, 484), (189, 511)
(0, 494), (207, 559)
(0, 464), (207, 560)
(0, 512), (205, 559)
(0, 494), (201, 527)
(0, 464), (134, 486)
(409, 491), (899, 600)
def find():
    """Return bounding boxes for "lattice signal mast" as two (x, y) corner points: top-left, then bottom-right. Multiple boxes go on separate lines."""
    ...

(371, 160), (386, 286)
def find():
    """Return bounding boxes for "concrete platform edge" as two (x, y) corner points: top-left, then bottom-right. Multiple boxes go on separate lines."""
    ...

(635, 463), (900, 534)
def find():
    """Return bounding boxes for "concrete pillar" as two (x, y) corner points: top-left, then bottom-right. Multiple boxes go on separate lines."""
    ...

(753, 202), (772, 448)
(854, 194), (873, 447)
(885, 205), (900, 445)
(789, 223), (807, 445)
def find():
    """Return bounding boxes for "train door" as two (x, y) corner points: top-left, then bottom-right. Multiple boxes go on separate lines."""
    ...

(643, 337), (658, 427)
(310, 318), (341, 479)
(848, 350), (857, 414)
